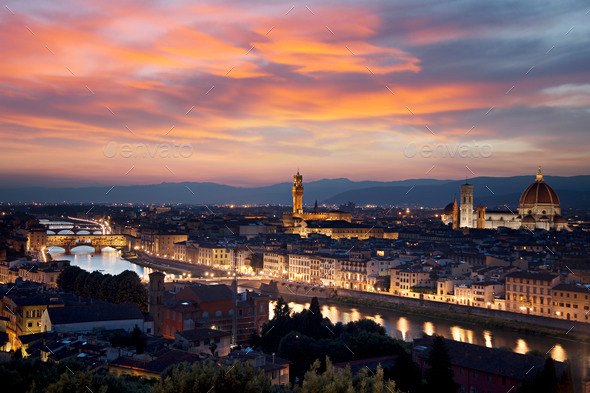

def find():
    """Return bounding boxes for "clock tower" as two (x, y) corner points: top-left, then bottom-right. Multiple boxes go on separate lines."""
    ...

(292, 170), (304, 214)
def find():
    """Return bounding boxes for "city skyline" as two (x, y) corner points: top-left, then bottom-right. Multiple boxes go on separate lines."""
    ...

(1, 0), (590, 187)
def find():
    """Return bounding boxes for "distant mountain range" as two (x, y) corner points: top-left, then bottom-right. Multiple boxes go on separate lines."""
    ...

(1, 176), (589, 208)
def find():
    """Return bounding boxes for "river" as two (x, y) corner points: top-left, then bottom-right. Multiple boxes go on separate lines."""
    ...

(273, 298), (590, 366)
(48, 247), (152, 280)
(47, 247), (588, 369)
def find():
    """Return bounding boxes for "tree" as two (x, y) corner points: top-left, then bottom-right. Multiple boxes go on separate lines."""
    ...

(526, 349), (545, 358)
(74, 271), (90, 298)
(518, 356), (559, 393)
(303, 297), (323, 337)
(209, 342), (218, 356)
(115, 270), (148, 311)
(558, 364), (575, 393)
(100, 274), (115, 302)
(86, 271), (103, 298)
(249, 252), (264, 271)
(0, 358), (150, 393)
(131, 326), (146, 354)
(424, 336), (459, 393)
(539, 357), (559, 393)
(251, 299), (406, 383)
(297, 357), (400, 393)
(273, 297), (292, 320)
(155, 360), (272, 393)
(56, 266), (84, 292)
(387, 350), (423, 393)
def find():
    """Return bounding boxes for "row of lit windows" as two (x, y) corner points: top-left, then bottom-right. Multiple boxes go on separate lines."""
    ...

(508, 277), (551, 285)
(553, 291), (588, 299)
(510, 285), (546, 294)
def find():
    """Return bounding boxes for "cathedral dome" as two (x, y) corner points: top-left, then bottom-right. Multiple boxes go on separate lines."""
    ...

(443, 202), (454, 215)
(519, 167), (560, 207)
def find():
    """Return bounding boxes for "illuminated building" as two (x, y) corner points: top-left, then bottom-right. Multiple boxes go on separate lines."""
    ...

(443, 168), (569, 231)
(552, 283), (590, 322)
(282, 171), (352, 227)
(505, 271), (560, 316)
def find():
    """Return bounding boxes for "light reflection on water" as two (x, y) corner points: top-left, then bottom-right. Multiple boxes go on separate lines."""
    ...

(270, 299), (583, 363)
(49, 249), (151, 280)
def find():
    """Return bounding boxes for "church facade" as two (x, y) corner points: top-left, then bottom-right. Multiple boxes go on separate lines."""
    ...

(442, 168), (569, 231)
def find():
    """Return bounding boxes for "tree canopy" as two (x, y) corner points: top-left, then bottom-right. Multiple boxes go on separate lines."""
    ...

(250, 297), (407, 383)
(424, 336), (459, 393)
(56, 266), (148, 311)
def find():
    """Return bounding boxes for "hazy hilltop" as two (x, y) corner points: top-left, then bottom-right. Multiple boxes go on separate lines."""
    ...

(1, 175), (589, 208)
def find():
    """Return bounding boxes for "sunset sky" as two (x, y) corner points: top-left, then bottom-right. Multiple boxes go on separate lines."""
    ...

(1, 0), (589, 187)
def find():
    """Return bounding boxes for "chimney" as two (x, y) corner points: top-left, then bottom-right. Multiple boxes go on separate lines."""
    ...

(272, 353), (275, 364)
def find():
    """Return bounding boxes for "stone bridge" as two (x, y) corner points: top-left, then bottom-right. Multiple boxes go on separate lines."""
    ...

(47, 229), (104, 235)
(46, 234), (127, 253)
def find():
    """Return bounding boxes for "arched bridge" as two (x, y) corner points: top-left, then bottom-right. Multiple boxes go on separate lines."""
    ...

(46, 234), (127, 253)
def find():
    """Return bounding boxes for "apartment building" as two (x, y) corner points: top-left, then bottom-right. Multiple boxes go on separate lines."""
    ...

(390, 267), (432, 296)
(505, 271), (560, 316)
(263, 251), (288, 278)
(552, 283), (590, 322)
(340, 259), (370, 291)
(288, 253), (311, 282)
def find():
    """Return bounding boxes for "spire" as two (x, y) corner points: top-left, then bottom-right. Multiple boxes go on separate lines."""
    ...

(314, 200), (318, 214)
(536, 166), (543, 182)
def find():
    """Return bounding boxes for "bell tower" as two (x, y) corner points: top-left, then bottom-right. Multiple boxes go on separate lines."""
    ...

(460, 182), (474, 228)
(292, 170), (304, 214)
(149, 271), (165, 336)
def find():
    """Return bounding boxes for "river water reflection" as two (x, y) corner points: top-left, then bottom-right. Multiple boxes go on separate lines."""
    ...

(272, 298), (590, 365)
(48, 247), (152, 279)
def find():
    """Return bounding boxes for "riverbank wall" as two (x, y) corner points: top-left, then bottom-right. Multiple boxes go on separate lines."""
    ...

(337, 288), (590, 336)
(260, 281), (335, 299)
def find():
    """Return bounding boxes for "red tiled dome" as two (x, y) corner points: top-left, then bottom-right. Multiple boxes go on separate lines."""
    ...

(519, 168), (560, 207)
(443, 202), (454, 215)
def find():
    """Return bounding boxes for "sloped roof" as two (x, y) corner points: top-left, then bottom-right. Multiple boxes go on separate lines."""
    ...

(506, 271), (558, 282)
(110, 349), (201, 375)
(414, 337), (567, 381)
(185, 284), (233, 302)
(47, 303), (143, 325)
(176, 327), (230, 342)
